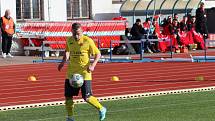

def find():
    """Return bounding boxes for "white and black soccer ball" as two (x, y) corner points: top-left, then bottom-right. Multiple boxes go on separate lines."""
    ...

(69, 74), (84, 88)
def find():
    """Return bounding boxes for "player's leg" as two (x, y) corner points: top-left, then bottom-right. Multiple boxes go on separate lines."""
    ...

(65, 97), (74, 121)
(6, 36), (13, 57)
(81, 80), (107, 121)
(1, 35), (7, 58)
(65, 79), (80, 121)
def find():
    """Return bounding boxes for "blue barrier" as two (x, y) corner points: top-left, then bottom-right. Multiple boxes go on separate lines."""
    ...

(33, 38), (215, 63)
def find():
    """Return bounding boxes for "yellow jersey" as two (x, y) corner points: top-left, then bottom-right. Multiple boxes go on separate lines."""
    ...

(65, 35), (100, 80)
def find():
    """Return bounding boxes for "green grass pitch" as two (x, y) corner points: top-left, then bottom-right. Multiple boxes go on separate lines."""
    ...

(0, 91), (215, 121)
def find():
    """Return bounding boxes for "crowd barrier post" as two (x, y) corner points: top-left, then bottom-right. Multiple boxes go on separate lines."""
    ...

(140, 39), (144, 60)
(204, 38), (207, 61)
(110, 40), (113, 61)
(170, 38), (173, 58)
(41, 41), (45, 62)
(97, 39), (100, 49)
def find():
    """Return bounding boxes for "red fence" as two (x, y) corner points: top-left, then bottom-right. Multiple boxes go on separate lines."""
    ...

(16, 20), (127, 49)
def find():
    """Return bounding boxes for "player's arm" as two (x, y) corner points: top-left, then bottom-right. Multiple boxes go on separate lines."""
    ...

(62, 51), (70, 63)
(88, 39), (101, 72)
(58, 51), (70, 71)
(58, 39), (70, 71)
(89, 53), (101, 72)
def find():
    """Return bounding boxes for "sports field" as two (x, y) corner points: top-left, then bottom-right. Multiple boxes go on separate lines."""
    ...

(1, 62), (215, 108)
(0, 90), (214, 121)
(1, 62), (215, 121)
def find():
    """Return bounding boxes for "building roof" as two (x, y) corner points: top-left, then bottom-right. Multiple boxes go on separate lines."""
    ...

(120, 0), (202, 16)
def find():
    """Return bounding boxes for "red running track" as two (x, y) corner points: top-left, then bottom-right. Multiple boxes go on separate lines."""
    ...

(1, 62), (215, 107)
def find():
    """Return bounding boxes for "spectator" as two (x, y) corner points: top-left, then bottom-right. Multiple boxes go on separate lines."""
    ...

(186, 16), (196, 48)
(143, 18), (151, 34)
(142, 17), (160, 53)
(195, 2), (208, 38)
(179, 16), (194, 47)
(180, 16), (188, 31)
(186, 16), (204, 50)
(174, 13), (179, 20)
(174, 13), (180, 27)
(162, 16), (172, 35)
(0, 9), (15, 58)
(169, 19), (180, 36)
(130, 19), (153, 53)
(169, 19), (181, 50)
(187, 16), (196, 31)
(130, 19), (145, 40)
(149, 18), (160, 53)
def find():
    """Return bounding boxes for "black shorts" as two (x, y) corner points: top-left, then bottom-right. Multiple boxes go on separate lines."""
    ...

(64, 79), (93, 99)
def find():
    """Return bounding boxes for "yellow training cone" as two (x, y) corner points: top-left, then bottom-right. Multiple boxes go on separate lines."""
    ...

(195, 75), (204, 81)
(28, 75), (37, 82)
(111, 76), (120, 81)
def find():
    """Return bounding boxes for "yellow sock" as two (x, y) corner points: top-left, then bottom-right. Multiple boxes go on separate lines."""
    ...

(87, 96), (103, 110)
(65, 98), (74, 117)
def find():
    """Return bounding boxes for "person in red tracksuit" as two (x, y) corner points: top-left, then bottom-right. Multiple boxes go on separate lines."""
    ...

(188, 16), (205, 49)
(178, 16), (192, 47)
(159, 16), (173, 52)
(169, 19), (180, 51)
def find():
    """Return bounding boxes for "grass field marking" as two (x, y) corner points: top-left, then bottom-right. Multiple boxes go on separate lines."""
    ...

(1, 86), (215, 112)
(0, 101), (64, 112)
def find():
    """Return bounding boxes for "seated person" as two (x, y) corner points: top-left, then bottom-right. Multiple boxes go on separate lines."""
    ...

(130, 18), (153, 53)
(148, 18), (161, 53)
(130, 18), (145, 40)
(169, 18), (180, 50)
(143, 18), (151, 34)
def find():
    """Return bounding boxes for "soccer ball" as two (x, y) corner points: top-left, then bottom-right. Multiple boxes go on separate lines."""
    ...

(69, 74), (84, 88)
